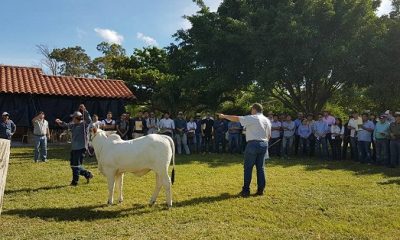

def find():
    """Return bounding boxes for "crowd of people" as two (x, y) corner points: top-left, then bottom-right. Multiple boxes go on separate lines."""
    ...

(87, 109), (400, 168)
(1, 108), (400, 170)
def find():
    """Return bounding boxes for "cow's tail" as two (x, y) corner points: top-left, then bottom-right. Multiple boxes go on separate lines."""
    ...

(166, 135), (175, 185)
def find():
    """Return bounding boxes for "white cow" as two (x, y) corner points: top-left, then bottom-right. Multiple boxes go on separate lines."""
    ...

(90, 128), (175, 207)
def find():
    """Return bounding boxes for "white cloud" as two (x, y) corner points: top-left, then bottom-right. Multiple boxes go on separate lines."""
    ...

(377, 0), (393, 16)
(94, 28), (124, 44)
(136, 32), (158, 46)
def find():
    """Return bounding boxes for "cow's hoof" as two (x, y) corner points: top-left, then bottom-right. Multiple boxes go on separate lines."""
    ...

(107, 201), (113, 206)
(167, 204), (173, 209)
(118, 199), (123, 204)
(149, 200), (156, 206)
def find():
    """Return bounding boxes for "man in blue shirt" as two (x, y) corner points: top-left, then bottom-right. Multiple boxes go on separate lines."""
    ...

(298, 119), (312, 156)
(373, 114), (390, 165)
(0, 112), (16, 140)
(281, 115), (295, 159)
(228, 120), (242, 154)
(357, 113), (375, 163)
(312, 113), (329, 160)
(55, 105), (93, 186)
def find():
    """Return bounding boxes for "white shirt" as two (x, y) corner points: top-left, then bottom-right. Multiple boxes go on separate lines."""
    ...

(91, 120), (103, 129)
(187, 121), (197, 132)
(101, 119), (115, 126)
(33, 119), (48, 135)
(348, 117), (362, 137)
(159, 118), (175, 133)
(239, 113), (271, 142)
(331, 125), (344, 136)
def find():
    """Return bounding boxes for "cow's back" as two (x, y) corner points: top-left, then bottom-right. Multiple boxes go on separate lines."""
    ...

(101, 134), (173, 173)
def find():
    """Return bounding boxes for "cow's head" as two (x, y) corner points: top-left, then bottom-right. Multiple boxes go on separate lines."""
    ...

(90, 126), (106, 141)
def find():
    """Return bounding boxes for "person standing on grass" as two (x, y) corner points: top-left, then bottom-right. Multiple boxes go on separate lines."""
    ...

(195, 113), (203, 153)
(357, 113), (375, 164)
(218, 103), (271, 197)
(269, 114), (282, 157)
(146, 112), (159, 135)
(330, 118), (344, 160)
(116, 113), (129, 140)
(132, 111), (146, 139)
(0, 112), (16, 140)
(228, 120), (243, 154)
(101, 111), (116, 131)
(159, 112), (175, 138)
(174, 111), (190, 155)
(389, 112), (400, 168)
(32, 111), (50, 163)
(55, 107), (93, 186)
(187, 116), (197, 153)
(297, 119), (312, 157)
(342, 115), (352, 160)
(306, 114), (316, 157)
(373, 114), (390, 166)
(348, 111), (362, 161)
(294, 112), (304, 155)
(281, 115), (295, 159)
(202, 113), (214, 154)
(313, 113), (329, 160)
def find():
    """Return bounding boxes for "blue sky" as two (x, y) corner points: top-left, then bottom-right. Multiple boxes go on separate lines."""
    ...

(0, 0), (393, 68)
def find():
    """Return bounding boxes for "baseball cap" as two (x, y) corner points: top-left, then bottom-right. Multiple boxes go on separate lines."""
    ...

(379, 114), (387, 119)
(70, 111), (83, 118)
(2, 112), (9, 116)
(178, 111), (183, 115)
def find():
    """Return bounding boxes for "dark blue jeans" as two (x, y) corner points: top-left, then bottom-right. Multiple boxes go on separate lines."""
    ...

(315, 137), (328, 160)
(228, 133), (240, 153)
(375, 139), (389, 165)
(358, 141), (371, 163)
(70, 149), (91, 183)
(390, 140), (400, 167)
(243, 140), (268, 194)
(350, 137), (358, 161)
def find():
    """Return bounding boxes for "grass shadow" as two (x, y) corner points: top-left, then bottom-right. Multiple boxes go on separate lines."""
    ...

(176, 154), (243, 168)
(3, 193), (238, 221)
(267, 157), (400, 178)
(5, 185), (69, 194)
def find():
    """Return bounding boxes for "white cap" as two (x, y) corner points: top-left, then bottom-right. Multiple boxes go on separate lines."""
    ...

(385, 110), (390, 114)
(70, 111), (83, 118)
(2, 112), (9, 116)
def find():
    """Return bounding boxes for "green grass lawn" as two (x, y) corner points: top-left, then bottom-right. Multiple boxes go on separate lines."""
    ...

(1, 146), (400, 240)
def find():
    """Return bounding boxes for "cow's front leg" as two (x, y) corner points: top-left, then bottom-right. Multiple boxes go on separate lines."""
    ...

(106, 174), (116, 205)
(149, 173), (162, 206)
(115, 173), (124, 204)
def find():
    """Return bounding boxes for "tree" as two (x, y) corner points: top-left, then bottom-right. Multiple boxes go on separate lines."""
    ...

(50, 46), (94, 77)
(36, 44), (58, 75)
(93, 42), (126, 78)
(176, 0), (381, 113)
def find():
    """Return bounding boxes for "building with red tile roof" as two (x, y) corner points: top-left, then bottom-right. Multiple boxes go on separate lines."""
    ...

(0, 65), (135, 130)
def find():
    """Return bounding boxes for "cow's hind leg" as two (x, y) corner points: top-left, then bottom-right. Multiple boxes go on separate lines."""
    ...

(115, 173), (124, 204)
(149, 173), (162, 206)
(161, 173), (172, 208)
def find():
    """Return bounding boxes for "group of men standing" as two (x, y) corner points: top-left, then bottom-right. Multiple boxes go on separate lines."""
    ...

(268, 110), (400, 168)
(94, 111), (245, 155)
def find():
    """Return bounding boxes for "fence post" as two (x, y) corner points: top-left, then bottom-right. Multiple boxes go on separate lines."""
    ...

(0, 139), (11, 215)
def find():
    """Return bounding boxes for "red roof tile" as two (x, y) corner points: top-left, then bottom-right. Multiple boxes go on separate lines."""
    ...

(0, 65), (135, 99)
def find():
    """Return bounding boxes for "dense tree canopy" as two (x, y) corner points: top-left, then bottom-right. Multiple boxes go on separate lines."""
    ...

(37, 0), (400, 115)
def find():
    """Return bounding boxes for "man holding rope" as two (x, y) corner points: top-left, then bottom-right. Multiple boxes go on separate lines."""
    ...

(218, 103), (271, 197)
(55, 104), (93, 186)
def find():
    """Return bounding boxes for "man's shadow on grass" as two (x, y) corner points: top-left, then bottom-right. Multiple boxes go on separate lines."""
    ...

(3, 193), (237, 221)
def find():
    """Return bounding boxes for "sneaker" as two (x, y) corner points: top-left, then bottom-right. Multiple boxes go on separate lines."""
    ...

(70, 181), (78, 186)
(85, 172), (94, 183)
